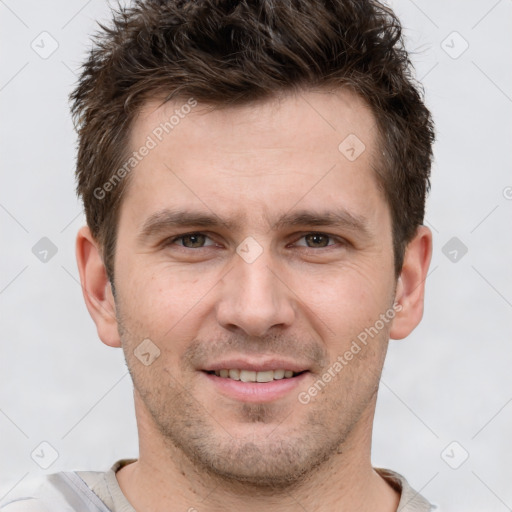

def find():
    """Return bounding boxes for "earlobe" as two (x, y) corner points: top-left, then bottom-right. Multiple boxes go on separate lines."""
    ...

(389, 226), (432, 340)
(75, 226), (121, 348)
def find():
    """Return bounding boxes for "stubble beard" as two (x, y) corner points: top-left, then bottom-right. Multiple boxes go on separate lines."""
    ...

(124, 360), (380, 491)
(116, 307), (385, 491)
(131, 369), (372, 491)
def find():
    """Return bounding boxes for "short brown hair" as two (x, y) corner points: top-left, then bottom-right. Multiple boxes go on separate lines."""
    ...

(71, 0), (434, 280)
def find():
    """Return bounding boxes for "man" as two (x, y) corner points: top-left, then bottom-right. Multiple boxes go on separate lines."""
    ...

(1, 0), (435, 510)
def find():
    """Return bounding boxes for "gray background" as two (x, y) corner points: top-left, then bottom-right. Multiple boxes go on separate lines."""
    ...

(1, 1), (511, 510)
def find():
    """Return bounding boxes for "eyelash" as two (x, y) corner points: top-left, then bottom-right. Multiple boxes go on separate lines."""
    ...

(165, 231), (346, 251)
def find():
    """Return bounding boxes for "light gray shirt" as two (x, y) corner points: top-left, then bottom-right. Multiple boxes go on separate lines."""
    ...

(1, 459), (434, 511)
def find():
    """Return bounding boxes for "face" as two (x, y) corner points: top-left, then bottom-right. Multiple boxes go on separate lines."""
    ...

(111, 90), (398, 486)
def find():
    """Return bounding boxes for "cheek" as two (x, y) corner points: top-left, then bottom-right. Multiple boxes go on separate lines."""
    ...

(118, 258), (186, 312)
(116, 261), (215, 349)
(293, 265), (393, 347)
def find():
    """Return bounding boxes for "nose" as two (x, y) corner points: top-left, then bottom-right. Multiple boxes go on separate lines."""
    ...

(215, 246), (296, 338)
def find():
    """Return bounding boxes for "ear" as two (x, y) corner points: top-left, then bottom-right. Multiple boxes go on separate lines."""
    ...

(390, 226), (432, 340)
(75, 226), (121, 348)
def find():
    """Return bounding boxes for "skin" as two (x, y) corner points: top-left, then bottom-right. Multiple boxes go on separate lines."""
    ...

(76, 89), (432, 512)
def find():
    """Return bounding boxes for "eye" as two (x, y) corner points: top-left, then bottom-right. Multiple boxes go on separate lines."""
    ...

(294, 232), (341, 249)
(165, 231), (345, 251)
(169, 232), (217, 249)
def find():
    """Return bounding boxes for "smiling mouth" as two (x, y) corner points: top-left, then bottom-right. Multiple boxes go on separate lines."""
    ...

(204, 369), (307, 382)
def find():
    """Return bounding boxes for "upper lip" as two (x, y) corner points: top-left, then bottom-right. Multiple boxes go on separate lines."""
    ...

(201, 358), (310, 373)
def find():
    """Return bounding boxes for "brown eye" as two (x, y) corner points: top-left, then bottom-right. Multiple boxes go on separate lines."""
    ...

(304, 233), (331, 248)
(181, 234), (205, 248)
(172, 233), (215, 248)
(293, 233), (339, 249)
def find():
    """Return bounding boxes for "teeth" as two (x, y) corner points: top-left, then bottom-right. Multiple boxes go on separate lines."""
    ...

(213, 369), (299, 381)
(240, 370), (256, 382)
(256, 370), (274, 383)
(273, 369), (285, 380)
(228, 369), (240, 380)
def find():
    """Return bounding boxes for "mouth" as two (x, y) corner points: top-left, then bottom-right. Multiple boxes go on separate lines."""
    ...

(200, 360), (310, 403)
(205, 368), (306, 382)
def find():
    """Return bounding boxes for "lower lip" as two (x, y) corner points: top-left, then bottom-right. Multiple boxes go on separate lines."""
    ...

(202, 371), (309, 403)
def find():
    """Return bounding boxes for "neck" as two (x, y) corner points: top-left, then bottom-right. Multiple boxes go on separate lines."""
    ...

(116, 395), (399, 512)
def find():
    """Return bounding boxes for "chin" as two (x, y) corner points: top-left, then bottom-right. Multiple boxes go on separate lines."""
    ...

(175, 427), (337, 490)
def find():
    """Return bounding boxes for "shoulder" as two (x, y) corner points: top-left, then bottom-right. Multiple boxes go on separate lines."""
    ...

(0, 498), (50, 512)
(1, 474), (64, 512)
(0, 471), (110, 512)
(375, 467), (436, 512)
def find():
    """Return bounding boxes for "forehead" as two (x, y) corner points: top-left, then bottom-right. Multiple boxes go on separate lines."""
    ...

(134, 88), (377, 154)
(120, 88), (386, 233)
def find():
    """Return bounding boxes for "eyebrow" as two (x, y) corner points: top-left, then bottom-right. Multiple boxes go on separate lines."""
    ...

(271, 209), (369, 235)
(137, 207), (371, 243)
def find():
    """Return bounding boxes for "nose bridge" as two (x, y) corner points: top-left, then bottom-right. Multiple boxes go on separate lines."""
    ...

(216, 239), (295, 336)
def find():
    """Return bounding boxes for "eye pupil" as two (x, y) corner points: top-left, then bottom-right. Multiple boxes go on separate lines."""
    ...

(182, 234), (205, 248)
(306, 233), (329, 248)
